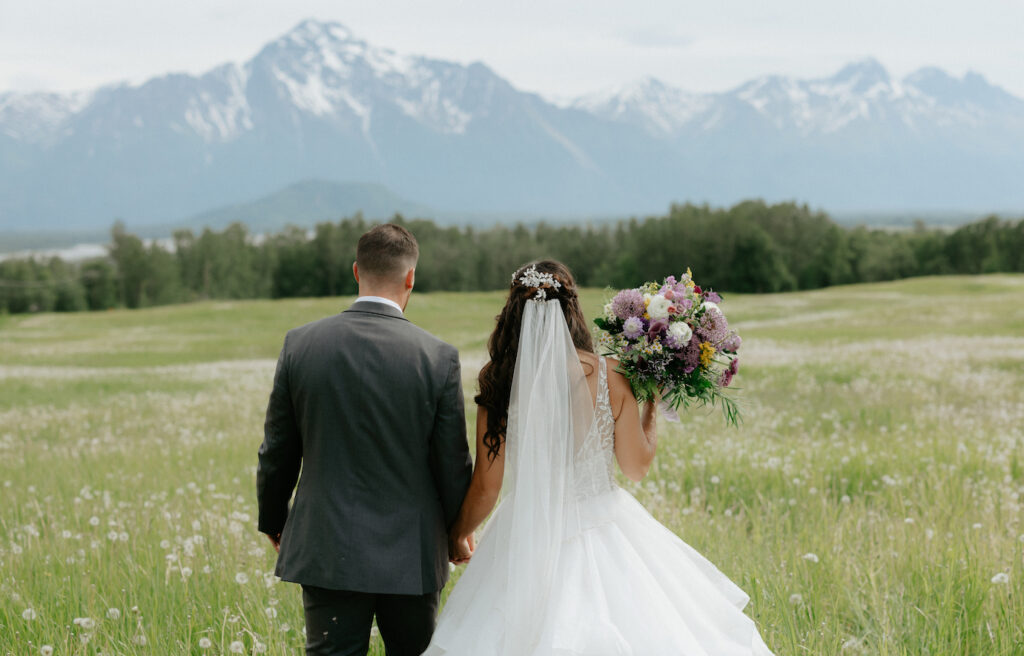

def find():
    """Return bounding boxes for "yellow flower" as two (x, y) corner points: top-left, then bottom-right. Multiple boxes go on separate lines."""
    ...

(699, 341), (716, 367)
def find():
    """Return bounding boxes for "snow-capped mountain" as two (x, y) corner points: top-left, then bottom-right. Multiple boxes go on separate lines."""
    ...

(1, 20), (1022, 230)
(582, 59), (1024, 139)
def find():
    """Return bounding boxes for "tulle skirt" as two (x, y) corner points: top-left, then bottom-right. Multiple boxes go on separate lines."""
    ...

(425, 487), (773, 656)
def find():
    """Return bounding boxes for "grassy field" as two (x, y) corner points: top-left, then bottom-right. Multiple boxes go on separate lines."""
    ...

(1, 275), (1022, 655)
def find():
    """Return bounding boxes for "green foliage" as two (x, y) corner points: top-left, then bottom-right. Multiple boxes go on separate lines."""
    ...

(1, 276), (1022, 653)
(1, 202), (1022, 315)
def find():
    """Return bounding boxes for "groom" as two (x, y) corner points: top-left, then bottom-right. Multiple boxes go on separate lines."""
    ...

(257, 224), (474, 655)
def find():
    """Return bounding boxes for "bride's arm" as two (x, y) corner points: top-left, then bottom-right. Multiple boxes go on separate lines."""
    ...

(450, 407), (504, 555)
(608, 360), (658, 481)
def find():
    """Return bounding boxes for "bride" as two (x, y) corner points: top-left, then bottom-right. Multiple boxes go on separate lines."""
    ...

(424, 260), (773, 655)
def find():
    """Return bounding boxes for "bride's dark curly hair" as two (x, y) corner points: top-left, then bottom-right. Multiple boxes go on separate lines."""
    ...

(475, 260), (594, 461)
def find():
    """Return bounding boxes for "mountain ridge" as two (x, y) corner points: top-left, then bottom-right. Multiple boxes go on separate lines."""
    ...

(1, 20), (1022, 230)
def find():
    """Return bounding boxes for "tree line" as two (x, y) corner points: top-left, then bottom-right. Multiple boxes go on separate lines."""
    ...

(1, 200), (1022, 314)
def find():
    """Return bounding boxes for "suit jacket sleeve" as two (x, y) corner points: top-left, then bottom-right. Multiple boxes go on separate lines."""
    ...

(257, 334), (303, 535)
(429, 351), (473, 529)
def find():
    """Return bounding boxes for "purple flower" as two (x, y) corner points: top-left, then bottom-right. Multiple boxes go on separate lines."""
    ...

(697, 307), (730, 345)
(704, 291), (722, 304)
(611, 289), (645, 320)
(719, 357), (740, 387)
(622, 316), (644, 339)
(647, 318), (668, 339)
(681, 337), (702, 370)
(722, 333), (742, 352)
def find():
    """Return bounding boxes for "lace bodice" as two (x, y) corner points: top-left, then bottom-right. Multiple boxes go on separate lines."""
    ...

(574, 357), (617, 498)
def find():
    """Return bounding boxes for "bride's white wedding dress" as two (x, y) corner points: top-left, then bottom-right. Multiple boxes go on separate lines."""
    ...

(425, 301), (773, 656)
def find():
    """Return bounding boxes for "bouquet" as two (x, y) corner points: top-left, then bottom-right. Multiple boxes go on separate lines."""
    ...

(594, 269), (742, 425)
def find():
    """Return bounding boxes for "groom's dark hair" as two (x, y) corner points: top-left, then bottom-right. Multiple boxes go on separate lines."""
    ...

(356, 223), (419, 279)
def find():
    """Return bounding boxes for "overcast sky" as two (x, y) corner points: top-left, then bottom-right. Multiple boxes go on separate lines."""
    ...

(2, 0), (1022, 100)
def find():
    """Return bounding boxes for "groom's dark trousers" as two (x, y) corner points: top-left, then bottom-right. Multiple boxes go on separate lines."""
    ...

(257, 300), (473, 656)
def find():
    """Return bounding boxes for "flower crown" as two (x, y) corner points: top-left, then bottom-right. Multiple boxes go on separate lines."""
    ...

(514, 265), (562, 301)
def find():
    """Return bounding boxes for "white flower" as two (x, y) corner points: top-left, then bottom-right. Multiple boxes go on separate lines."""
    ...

(668, 321), (693, 346)
(89, 516), (100, 526)
(40, 647), (53, 656)
(73, 617), (96, 630)
(107, 607), (121, 620)
(991, 572), (1009, 584)
(181, 567), (193, 578)
(702, 301), (721, 315)
(230, 641), (245, 654)
(710, 475), (720, 484)
(516, 265), (561, 300)
(788, 593), (803, 605)
(603, 302), (615, 320)
(840, 495), (851, 504)
(254, 642), (267, 653)
(235, 572), (249, 585)
(134, 635), (148, 646)
(198, 637), (213, 649)
(802, 552), (820, 563)
(645, 294), (672, 319)
(265, 607), (278, 619)
(22, 608), (37, 621)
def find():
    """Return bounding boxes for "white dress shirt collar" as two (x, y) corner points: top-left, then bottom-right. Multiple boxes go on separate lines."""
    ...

(354, 296), (403, 314)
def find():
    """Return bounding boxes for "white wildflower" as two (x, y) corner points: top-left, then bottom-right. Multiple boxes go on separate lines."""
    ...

(230, 641), (245, 653)
(235, 572), (249, 585)
(22, 608), (37, 621)
(991, 572), (1009, 584)
(107, 607), (121, 620)
(73, 617), (96, 630)
(802, 552), (820, 563)
(199, 637), (213, 649)
(788, 593), (803, 605)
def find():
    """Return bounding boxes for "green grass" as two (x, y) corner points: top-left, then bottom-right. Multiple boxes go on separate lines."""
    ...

(1, 274), (1022, 655)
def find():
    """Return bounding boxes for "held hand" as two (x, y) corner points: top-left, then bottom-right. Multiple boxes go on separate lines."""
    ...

(449, 534), (474, 564)
(265, 533), (281, 553)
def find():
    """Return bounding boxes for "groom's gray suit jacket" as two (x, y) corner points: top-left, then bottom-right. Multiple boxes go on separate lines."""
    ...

(257, 300), (473, 595)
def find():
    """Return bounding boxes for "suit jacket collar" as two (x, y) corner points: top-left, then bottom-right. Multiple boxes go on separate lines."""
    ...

(345, 300), (409, 321)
